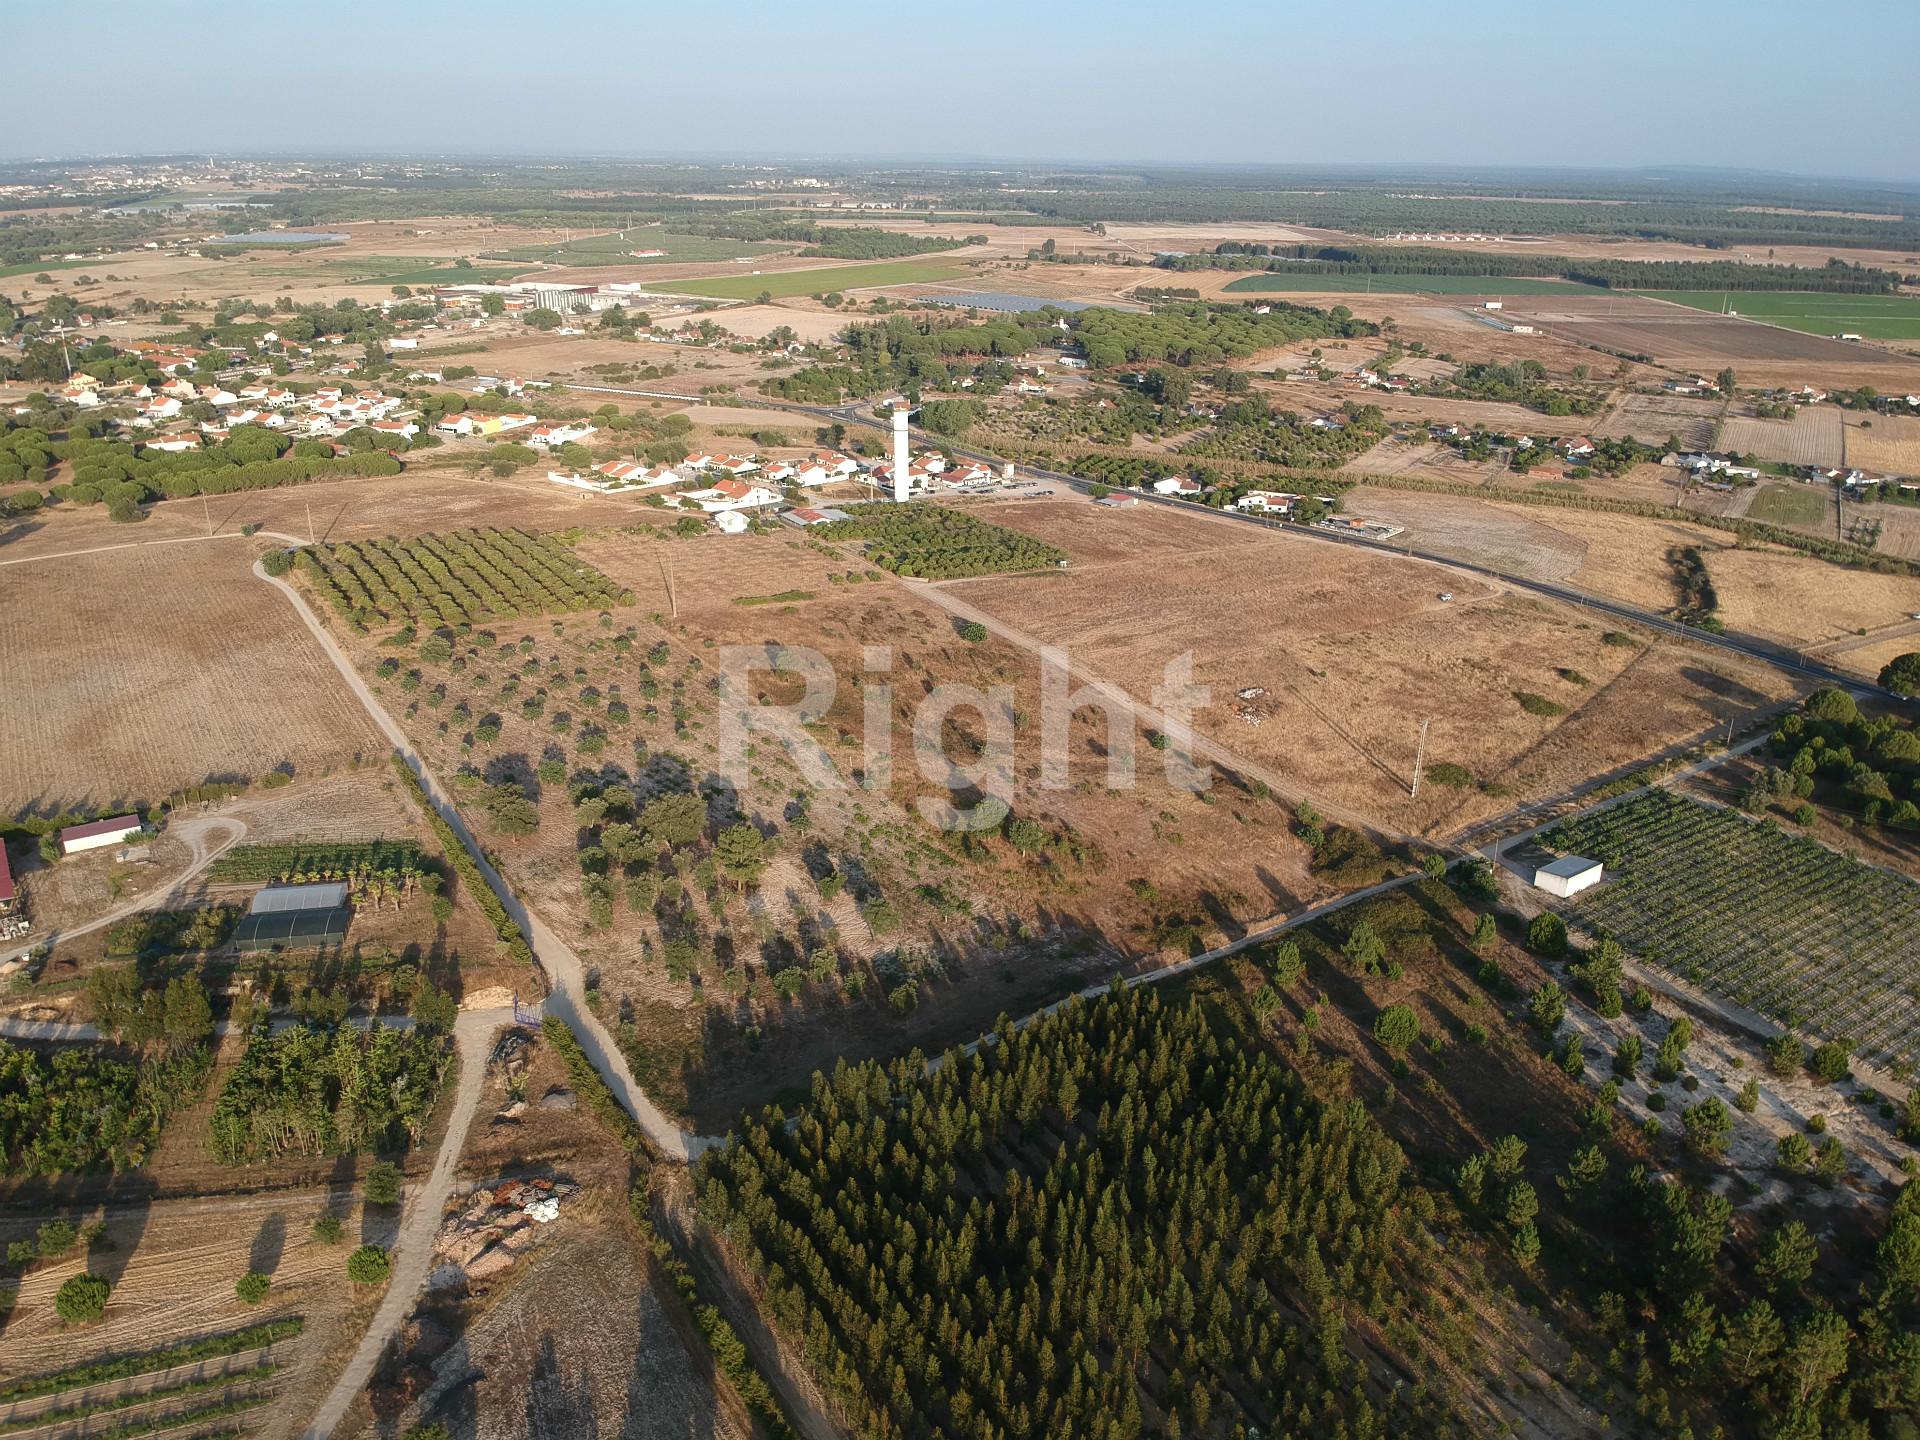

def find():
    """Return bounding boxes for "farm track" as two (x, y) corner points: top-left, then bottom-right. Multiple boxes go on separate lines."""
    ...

(250, 559), (700, 1161)
(297, 1006), (511, 1440)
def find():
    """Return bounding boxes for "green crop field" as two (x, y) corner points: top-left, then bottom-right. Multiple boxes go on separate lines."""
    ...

(655, 257), (975, 300)
(1746, 483), (1829, 526)
(250, 254), (524, 286)
(482, 224), (785, 267)
(1546, 790), (1920, 1068)
(345, 264), (523, 287)
(1222, 272), (1597, 297)
(1641, 290), (1920, 340)
(0, 258), (96, 280)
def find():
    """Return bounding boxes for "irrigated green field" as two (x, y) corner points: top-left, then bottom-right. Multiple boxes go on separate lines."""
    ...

(1222, 273), (1599, 296)
(652, 257), (975, 300)
(1746, 483), (1829, 526)
(1641, 290), (1920, 340)
(482, 224), (785, 267)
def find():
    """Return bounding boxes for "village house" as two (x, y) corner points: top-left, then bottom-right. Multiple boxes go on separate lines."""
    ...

(1152, 475), (1203, 496)
(528, 421), (597, 448)
(684, 477), (782, 513)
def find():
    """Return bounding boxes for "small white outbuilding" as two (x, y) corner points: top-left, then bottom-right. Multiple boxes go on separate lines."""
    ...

(1532, 855), (1603, 898)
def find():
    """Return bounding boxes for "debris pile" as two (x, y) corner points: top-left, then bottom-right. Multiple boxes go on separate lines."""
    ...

(426, 1176), (577, 1293)
(1233, 685), (1270, 727)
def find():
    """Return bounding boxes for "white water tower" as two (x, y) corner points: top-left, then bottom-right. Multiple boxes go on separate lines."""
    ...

(891, 406), (912, 503)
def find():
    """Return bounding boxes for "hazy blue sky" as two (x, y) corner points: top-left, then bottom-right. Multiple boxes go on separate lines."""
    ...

(9, 0), (1918, 180)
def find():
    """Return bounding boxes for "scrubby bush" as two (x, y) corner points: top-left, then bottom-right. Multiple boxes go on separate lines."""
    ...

(54, 1273), (111, 1324)
(1372, 1004), (1420, 1054)
(363, 1161), (402, 1207)
(346, 1244), (391, 1284)
(235, 1271), (271, 1305)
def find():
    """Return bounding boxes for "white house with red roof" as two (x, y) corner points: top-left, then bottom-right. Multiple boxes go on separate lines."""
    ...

(1152, 475), (1203, 495)
(528, 421), (598, 448)
(683, 477), (782, 513)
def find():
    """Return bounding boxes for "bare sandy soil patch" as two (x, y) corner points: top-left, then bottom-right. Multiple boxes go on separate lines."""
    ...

(0, 543), (382, 817)
(1338, 488), (1588, 581)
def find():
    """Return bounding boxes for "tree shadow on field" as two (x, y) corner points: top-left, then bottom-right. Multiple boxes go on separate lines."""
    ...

(93, 1169), (157, 1289)
(249, 1212), (285, 1277)
(525, 1332), (597, 1439)
(621, 1284), (720, 1440)
(1680, 666), (1768, 709)
(0, 517), (44, 551)
(1253, 865), (1302, 915)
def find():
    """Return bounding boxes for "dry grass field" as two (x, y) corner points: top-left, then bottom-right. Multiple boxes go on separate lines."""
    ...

(0, 543), (382, 816)
(1862, 507), (1920, 561)
(0, 1191), (382, 1440)
(1719, 408), (1846, 467)
(1336, 488), (1589, 582)
(1336, 486), (1920, 659)
(1844, 413), (1920, 473)
(296, 516), (1350, 1126)
(0, 466), (672, 570)
(1704, 546), (1920, 649)
(1259, 377), (1552, 433)
(952, 500), (1793, 836)
(1499, 294), (1920, 387)
(1592, 392), (1723, 449)
(1341, 437), (1509, 486)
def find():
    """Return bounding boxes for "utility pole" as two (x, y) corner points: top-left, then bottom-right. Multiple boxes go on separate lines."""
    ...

(1410, 715), (1431, 799)
(305, 498), (315, 546)
(661, 554), (676, 618)
(202, 494), (212, 536)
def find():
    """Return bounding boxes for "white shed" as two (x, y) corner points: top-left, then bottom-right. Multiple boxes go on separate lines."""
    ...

(713, 510), (750, 535)
(1532, 855), (1603, 898)
(58, 815), (143, 855)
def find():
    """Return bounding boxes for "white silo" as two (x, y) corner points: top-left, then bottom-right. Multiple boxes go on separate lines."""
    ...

(892, 407), (911, 503)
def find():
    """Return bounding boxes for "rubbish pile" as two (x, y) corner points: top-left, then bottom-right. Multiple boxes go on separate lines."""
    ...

(426, 1176), (577, 1293)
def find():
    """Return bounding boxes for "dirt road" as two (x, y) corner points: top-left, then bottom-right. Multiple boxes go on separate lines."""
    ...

(251, 560), (703, 1162)
(299, 1005), (514, 1440)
